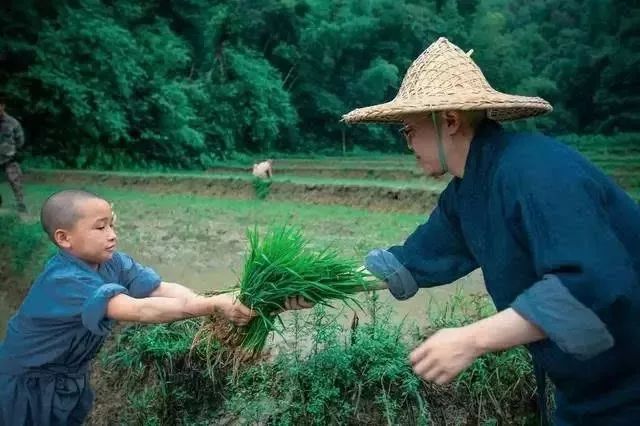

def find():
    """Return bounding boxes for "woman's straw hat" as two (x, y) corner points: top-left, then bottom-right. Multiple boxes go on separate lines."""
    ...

(342, 37), (552, 123)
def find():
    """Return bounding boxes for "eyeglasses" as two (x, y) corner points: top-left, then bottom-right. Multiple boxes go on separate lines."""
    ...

(398, 125), (414, 151)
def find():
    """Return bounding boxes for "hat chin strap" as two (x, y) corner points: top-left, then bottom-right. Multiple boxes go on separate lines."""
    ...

(432, 112), (449, 174)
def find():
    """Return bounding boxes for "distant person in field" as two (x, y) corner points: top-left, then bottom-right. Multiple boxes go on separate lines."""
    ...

(0, 95), (27, 213)
(344, 37), (640, 425)
(0, 190), (310, 425)
(252, 158), (273, 179)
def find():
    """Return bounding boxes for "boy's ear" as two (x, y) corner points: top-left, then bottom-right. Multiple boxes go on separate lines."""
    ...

(54, 229), (72, 249)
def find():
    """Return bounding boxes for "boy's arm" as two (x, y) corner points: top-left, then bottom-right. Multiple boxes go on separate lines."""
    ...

(149, 282), (314, 310)
(149, 281), (199, 300)
(108, 274), (314, 325)
(106, 293), (255, 325)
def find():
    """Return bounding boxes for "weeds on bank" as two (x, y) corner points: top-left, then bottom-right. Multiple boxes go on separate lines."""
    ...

(0, 213), (54, 273)
(100, 287), (537, 425)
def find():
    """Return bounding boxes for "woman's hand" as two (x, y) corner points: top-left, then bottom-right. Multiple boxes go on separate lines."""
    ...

(283, 295), (315, 311)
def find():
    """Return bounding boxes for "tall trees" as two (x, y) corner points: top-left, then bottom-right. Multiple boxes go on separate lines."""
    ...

(0, 0), (636, 167)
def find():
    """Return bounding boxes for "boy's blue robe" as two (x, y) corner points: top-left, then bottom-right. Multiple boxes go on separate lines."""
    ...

(367, 121), (640, 424)
(0, 250), (160, 426)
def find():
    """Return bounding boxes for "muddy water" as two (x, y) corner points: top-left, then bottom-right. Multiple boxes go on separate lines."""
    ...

(131, 240), (486, 334)
(129, 239), (486, 328)
(144, 255), (487, 356)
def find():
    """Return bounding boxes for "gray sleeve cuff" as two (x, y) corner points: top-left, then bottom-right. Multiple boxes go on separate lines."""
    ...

(365, 249), (418, 300)
(129, 270), (161, 298)
(82, 283), (128, 335)
(511, 274), (614, 360)
(116, 252), (162, 298)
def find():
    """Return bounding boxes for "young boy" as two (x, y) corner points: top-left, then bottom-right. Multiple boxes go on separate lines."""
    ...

(0, 189), (310, 425)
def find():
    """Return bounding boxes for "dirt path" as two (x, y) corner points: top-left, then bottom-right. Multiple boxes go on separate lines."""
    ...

(25, 169), (442, 214)
(206, 164), (442, 181)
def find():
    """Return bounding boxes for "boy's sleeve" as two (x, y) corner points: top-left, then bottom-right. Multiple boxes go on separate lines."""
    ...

(114, 252), (161, 298)
(47, 274), (129, 335)
(81, 283), (128, 335)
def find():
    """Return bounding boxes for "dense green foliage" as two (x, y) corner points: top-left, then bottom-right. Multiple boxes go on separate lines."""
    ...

(100, 295), (535, 425)
(99, 320), (228, 425)
(2, 0), (638, 168)
(225, 304), (428, 425)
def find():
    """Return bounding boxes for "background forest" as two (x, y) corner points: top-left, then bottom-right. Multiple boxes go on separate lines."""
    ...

(1, 0), (638, 169)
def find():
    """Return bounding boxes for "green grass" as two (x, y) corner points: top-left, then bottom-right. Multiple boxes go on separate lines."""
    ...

(252, 177), (272, 199)
(225, 302), (428, 425)
(230, 226), (371, 355)
(0, 213), (55, 274)
(99, 320), (229, 425)
(560, 133), (640, 154)
(4, 183), (426, 259)
(22, 153), (418, 172)
(424, 290), (537, 424)
(209, 164), (421, 171)
(25, 130), (640, 195)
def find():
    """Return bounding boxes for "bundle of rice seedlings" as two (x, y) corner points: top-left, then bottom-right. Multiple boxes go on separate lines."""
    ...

(194, 225), (380, 362)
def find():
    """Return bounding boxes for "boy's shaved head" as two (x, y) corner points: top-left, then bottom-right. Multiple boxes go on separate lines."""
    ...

(41, 190), (106, 242)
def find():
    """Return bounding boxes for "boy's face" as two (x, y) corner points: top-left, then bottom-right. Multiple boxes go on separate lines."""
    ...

(56, 198), (117, 267)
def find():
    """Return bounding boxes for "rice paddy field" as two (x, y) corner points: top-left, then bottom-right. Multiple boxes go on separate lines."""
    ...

(1, 137), (638, 425)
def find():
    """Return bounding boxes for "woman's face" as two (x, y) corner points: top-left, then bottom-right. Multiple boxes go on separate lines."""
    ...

(402, 114), (448, 177)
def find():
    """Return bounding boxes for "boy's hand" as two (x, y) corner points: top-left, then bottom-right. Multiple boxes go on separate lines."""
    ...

(212, 293), (256, 326)
(212, 293), (313, 325)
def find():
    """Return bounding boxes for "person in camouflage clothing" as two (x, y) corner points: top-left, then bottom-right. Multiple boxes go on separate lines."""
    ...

(0, 96), (27, 213)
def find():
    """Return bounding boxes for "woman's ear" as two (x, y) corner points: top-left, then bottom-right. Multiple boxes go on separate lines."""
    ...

(54, 229), (72, 249)
(441, 111), (463, 136)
